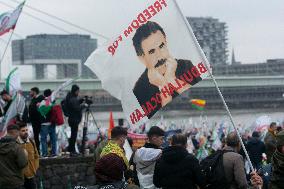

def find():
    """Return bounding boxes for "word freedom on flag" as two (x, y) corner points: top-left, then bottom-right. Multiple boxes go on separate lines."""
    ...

(108, 0), (167, 56)
(85, 0), (209, 126)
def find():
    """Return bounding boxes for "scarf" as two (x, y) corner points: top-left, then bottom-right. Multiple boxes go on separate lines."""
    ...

(100, 141), (129, 168)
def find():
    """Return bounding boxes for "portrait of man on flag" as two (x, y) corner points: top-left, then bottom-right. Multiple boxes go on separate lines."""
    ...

(85, 0), (210, 126)
(132, 21), (203, 118)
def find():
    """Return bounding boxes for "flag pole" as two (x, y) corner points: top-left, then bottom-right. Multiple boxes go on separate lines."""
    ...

(173, 0), (255, 173)
(0, 1), (26, 81)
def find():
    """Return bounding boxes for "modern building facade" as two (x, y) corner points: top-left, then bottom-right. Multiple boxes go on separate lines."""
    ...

(213, 59), (284, 76)
(187, 17), (228, 65)
(12, 34), (97, 79)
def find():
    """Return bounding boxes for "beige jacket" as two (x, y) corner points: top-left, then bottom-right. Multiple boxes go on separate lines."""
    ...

(17, 137), (39, 178)
(223, 146), (248, 189)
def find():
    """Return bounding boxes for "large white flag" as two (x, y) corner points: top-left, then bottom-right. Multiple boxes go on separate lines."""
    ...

(51, 78), (77, 102)
(85, 0), (209, 126)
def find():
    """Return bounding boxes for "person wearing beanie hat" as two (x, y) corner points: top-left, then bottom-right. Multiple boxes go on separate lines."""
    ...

(65, 84), (85, 156)
(270, 130), (284, 189)
(246, 131), (266, 170)
(0, 124), (28, 188)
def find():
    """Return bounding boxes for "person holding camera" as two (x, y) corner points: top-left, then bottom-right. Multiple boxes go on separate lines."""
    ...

(66, 84), (86, 156)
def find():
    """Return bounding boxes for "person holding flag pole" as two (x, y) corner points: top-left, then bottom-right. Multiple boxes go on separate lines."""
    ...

(171, 1), (263, 188)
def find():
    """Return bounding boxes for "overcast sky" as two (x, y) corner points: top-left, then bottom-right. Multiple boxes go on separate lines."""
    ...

(0, 0), (283, 71)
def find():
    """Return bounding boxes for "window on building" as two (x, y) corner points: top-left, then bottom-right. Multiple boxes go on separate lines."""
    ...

(35, 64), (45, 80)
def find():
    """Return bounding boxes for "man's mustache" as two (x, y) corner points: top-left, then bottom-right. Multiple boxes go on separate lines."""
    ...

(154, 59), (166, 68)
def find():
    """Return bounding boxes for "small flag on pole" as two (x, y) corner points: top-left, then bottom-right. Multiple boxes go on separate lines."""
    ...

(5, 67), (22, 97)
(190, 99), (206, 110)
(108, 111), (115, 139)
(0, 1), (25, 36)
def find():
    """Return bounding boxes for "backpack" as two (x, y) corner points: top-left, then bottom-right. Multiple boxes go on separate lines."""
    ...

(50, 104), (64, 125)
(61, 99), (70, 117)
(200, 150), (232, 189)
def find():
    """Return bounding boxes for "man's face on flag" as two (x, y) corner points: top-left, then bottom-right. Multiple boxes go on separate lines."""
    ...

(139, 30), (171, 76)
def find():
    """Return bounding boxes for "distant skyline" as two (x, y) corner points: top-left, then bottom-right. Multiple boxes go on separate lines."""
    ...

(0, 0), (283, 70)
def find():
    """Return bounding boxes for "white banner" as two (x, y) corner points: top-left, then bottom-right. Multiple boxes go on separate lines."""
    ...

(85, 0), (209, 126)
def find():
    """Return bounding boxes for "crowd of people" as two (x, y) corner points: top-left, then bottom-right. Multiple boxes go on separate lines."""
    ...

(0, 84), (86, 189)
(90, 125), (284, 189)
(0, 84), (283, 189)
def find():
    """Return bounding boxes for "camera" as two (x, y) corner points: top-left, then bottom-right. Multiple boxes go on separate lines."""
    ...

(83, 96), (93, 106)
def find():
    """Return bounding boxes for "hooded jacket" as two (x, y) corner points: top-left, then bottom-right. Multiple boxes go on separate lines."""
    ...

(270, 149), (284, 189)
(264, 130), (276, 163)
(153, 146), (206, 189)
(133, 143), (162, 189)
(66, 92), (83, 123)
(246, 137), (266, 167)
(29, 94), (45, 124)
(270, 131), (284, 189)
(0, 136), (28, 189)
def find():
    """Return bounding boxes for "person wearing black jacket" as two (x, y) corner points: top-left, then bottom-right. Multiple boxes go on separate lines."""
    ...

(28, 87), (44, 152)
(66, 84), (85, 156)
(0, 90), (12, 115)
(0, 89), (29, 126)
(246, 131), (266, 170)
(153, 134), (206, 189)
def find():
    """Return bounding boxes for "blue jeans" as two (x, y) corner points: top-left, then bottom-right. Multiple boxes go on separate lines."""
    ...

(40, 124), (57, 156)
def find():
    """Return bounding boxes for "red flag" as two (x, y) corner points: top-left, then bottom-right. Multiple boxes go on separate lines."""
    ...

(108, 111), (115, 139)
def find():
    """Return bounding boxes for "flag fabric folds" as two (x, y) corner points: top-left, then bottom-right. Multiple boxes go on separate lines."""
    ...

(5, 67), (22, 97)
(85, 0), (209, 126)
(0, 68), (25, 138)
(0, 1), (25, 36)
(0, 92), (25, 138)
(37, 98), (52, 118)
(108, 111), (115, 139)
(51, 78), (76, 102)
(190, 99), (206, 110)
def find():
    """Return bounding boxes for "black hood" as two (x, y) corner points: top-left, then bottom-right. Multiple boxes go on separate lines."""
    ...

(144, 142), (159, 149)
(249, 137), (259, 144)
(161, 146), (188, 163)
(0, 136), (17, 155)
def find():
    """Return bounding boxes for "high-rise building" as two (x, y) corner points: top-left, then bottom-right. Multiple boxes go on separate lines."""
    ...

(187, 17), (228, 65)
(12, 34), (97, 79)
